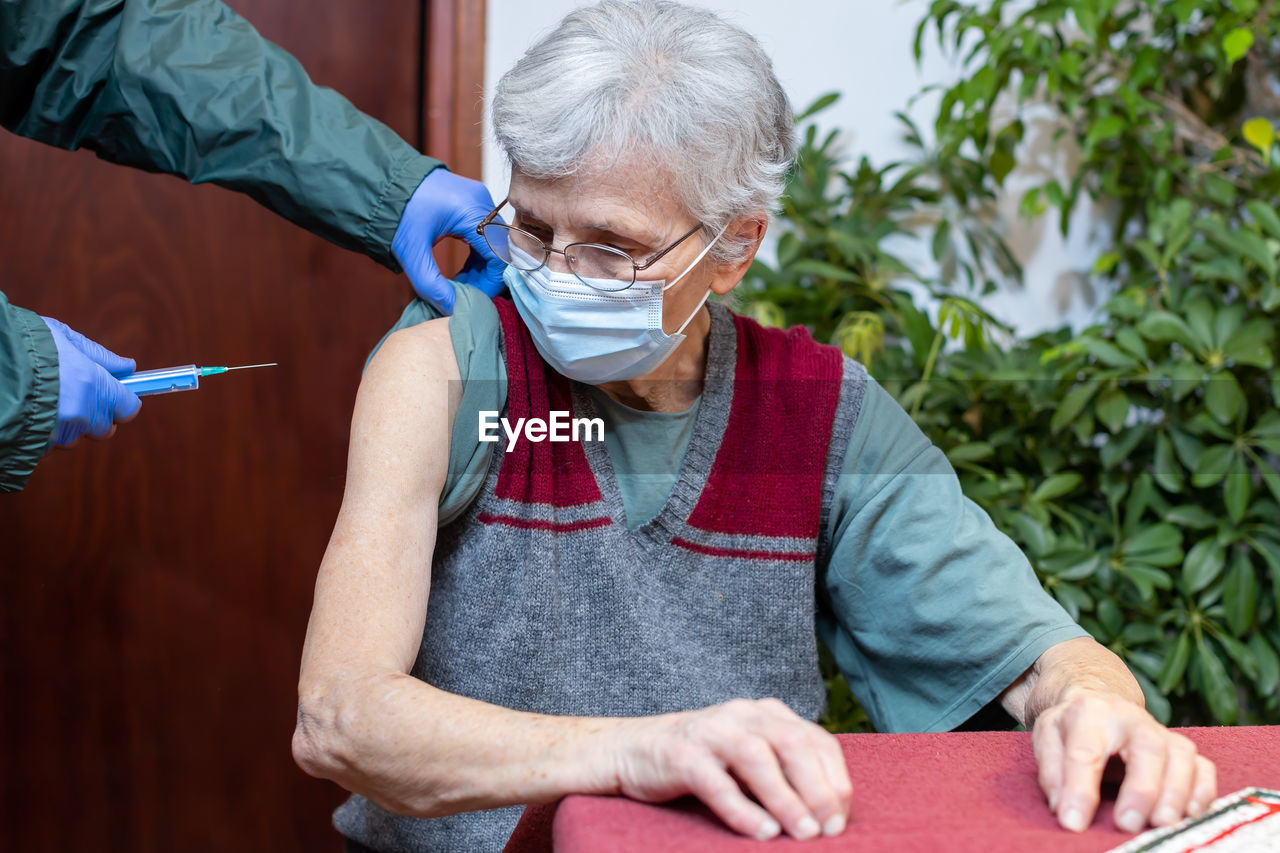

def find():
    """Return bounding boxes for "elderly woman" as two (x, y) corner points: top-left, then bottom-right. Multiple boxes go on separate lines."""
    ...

(292, 2), (1215, 851)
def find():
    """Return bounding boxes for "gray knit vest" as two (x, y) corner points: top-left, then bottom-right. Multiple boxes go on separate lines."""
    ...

(334, 299), (867, 852)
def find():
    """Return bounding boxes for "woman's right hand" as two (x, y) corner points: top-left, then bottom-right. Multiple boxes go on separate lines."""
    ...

(609, 697), (853, 841)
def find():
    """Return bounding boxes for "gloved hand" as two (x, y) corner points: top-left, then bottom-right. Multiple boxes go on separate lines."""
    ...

(392, 168), (507, 314)
(41, 317), (142, 448)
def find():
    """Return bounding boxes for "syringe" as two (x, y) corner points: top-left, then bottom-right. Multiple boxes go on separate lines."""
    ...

(119, 363), (278, 396)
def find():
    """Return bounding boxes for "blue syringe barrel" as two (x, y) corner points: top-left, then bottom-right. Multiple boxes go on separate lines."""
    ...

(119, 364), (200, 396)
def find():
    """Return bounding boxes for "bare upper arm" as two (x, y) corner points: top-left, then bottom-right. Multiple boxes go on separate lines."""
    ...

(299, 317), (461, 684)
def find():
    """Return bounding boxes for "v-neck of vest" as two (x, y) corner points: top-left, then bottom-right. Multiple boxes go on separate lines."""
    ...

(571, 301), (736, 547)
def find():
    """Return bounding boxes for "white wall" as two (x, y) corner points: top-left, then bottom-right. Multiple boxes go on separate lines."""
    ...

(483, 1), (1107, 335)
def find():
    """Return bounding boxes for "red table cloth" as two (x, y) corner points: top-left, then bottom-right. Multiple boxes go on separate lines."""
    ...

(504, 726), (1280, 852)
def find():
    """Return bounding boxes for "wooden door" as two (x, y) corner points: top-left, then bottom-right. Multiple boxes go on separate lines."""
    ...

(0, 1), (484, 849)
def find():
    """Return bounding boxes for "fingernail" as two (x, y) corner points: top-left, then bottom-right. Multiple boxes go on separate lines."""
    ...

(795, 816), (820, 839)
(1117, 809), (1144, 833)
(823, 815), (846, 836)
(1060, 808), (1087, 832)
(756, 818), (780, 840)
(1153, 805), (1179, 826)
(1189, 800), (1205, 817)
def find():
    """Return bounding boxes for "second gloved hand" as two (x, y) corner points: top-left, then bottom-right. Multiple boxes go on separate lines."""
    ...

(392, 168), (507, 314)
(41, 317), (142, 447)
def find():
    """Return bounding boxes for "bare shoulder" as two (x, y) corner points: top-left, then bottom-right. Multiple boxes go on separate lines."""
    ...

(365, 317), (460, 388)
(345, 317), (458, 503)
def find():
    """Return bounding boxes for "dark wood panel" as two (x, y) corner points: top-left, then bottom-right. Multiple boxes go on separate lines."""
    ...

(0, 2), (482, 850)
(427, 0), (489, 276)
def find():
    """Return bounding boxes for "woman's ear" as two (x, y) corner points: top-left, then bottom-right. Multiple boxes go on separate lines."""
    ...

(710, 212), (768, 296)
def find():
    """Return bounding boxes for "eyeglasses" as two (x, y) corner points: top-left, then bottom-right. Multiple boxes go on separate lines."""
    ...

(477, 198), (703, 292)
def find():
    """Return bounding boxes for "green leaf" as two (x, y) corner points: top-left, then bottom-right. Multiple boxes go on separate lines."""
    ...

(1039, 549), (1104, 581)
(1213, 305), (1244, 352)
(1169, 360), (1203, 402)
(794, 91), (840, 123)
(1166, 504), (1217, 528)
(1123, 623), (1165, 645)
(1214, 631), (1259, 682)
(1192, 444), (1235, 487)
(1224, 454), (1252, 525)
(1085, 114), (1126, 148)
(1083, 338), (1140, 369)
(1244, 117), (1276, 160)
(1169, 428), (1205, 471)
(947, 442), (994, 464)
(1097, 597), (1124, 637)
(1172, 0), (1198, 23)
(1247, 199), (1280, 242)
(1123, 473), (1155, 538)
(1205, 371), (1245, 424)
(1011, 511), (1053, 556)
(1249, 633), (1280, 694)
(1252, 411), (1280, 454)
(1116, 327), (1148, 361)
(1196, 636), (1238, 724)
(1153, 431), (1184, 494)
(1134, 669), (1172, 725)
(1051, 382), (1101, 434)
(1101, 424), (1148, 470)
(1208, 227), (1277, 280)
(1182, 538), (1226, 594)
(990, 148), (1015, 184)
(1223, 549), (1259, 634)
(1223, 27), (1255, 64)
(1096, 387), (1130, 433)
(775, 231), (801, 266)
(1032, 472), (1083, 503)
(740, 300), (786, 328)
(1203, 174), (1238, 207)
(1159, 630), (1191, 693)
(1260, 463), (1280, 505)
(1126, 523), (1183, 567)
(1138, 311), (1195, 347)
(1052, 580), (1093, 620)
(790, 258), (858, 282)
(1124, 562), (1174, 601)
(1185, 300), (1215, 353)
(1222, 319), (1274, 369)
(1248, 537), (1280, 593)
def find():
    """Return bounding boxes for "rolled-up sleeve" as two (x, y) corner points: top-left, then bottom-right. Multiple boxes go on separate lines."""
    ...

(0, 292), (59, 493)
(818, 378), (1088, 732)
(0, 0), (439, 267)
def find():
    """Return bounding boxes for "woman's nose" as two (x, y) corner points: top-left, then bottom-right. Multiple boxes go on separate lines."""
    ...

(545, 250), (573, 275)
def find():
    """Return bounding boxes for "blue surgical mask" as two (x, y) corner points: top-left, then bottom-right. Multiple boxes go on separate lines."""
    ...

(502, 225), (727, 384)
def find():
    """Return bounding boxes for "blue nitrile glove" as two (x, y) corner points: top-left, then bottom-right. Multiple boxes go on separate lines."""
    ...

(41, 317), (142, 448)
(392, 168), (507, 314)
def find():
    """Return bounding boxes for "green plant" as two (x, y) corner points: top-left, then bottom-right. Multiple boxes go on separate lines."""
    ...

(755, 1), (1280, 732)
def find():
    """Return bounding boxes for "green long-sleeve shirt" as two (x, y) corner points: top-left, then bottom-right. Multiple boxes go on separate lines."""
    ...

(0, 0), (443, 492)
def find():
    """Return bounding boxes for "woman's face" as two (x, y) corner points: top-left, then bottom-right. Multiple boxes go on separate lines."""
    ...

(507, 166), (721, 336)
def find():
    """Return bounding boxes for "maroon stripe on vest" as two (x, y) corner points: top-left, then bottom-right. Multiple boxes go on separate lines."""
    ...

(685, 314), (843, 539)
(477, 512), (613, 533)
(492, 297), (604, 507)
(671, 535), (814, 562)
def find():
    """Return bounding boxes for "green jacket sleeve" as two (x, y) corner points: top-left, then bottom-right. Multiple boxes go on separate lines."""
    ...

(0, 0), (441, 268)
(0, 291), (58, 494)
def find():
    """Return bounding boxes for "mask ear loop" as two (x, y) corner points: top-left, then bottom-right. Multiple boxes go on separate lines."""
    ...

(660, 221), (732, 292)
(664, 220), (733, 336)
(675, 288), (714, 335)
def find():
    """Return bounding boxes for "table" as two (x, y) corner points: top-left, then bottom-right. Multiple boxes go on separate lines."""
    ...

(504, 726), (1280, 852)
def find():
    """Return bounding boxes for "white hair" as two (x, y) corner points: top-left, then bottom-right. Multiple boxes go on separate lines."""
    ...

(491, 0), (795, 262)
